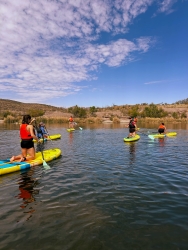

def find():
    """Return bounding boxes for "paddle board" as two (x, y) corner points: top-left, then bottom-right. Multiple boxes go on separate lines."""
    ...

(67, 128), (75, 132)
(148, 132), (177, 139)
(124, 134), (140, 142)
(0, 148), (61, 176)
(33, 134), (61, 143)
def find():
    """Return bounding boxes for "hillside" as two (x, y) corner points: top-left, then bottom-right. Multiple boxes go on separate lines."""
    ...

(0, 99), (67, 113)
(0, 98), (188, 121)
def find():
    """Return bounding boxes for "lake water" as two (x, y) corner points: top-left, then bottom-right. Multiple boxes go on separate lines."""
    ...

(0, 122), (188, 250)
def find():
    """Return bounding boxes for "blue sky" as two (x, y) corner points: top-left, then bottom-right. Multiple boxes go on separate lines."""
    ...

(0, 0), (187, 108)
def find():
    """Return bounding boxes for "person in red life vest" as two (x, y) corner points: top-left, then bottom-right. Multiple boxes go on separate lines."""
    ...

(10, 114), (39, 162)
(127, 117), (137, 137)
(68, 116), (74, 128)
(158, 122), (166, 134)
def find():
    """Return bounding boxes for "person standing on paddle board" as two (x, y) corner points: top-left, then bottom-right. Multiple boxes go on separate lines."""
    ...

(158, 123), (166, 134)
(127, 117), (137, 138)
(68, 116), (74, 128)
(10, 115), (39, 162)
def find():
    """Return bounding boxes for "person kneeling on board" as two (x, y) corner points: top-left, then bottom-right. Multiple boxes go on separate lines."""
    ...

(10, 115), (39, 162)
(127, 117), (137, 138)
(37, 122), (48, 139)
(158, 123), (166, 134)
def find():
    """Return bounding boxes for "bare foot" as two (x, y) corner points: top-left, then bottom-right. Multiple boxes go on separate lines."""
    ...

(19, 157), (26, 162)
(10, 156), (15, 162)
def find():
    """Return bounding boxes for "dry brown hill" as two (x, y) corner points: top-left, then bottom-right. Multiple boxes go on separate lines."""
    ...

(0, 98), (188, 120)
(0, 98), (67, 113)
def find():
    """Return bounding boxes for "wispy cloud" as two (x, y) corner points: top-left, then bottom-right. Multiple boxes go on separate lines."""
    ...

(0, 0), (177, 103)
(158, 0), (178, 14)
(144, 80), (168, 85)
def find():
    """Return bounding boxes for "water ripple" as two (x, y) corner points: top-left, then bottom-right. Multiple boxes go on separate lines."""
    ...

(0, 126), (188, 249)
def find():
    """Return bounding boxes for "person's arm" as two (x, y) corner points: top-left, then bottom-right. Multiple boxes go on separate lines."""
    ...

(41, 126), (47, 134)
(44, 126), (48, 134)
(30, 118), (36, 125)
(28, 125), (38, 141)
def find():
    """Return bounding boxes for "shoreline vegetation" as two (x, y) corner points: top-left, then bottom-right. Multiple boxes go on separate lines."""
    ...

(0, 98), (188, 124)
(1, 117), (188, 125)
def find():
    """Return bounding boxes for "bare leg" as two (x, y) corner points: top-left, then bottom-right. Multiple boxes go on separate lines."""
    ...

(21, 147), (36, 161)
(10, 154), (22, 162)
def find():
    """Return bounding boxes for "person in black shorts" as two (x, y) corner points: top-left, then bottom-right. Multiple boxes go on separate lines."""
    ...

(127, 117), (137, 137)
(10, 115), (39, 162)
(158, 123), (166, 134)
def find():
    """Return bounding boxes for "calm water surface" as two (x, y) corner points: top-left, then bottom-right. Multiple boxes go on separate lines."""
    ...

(0, 123), (188, 250)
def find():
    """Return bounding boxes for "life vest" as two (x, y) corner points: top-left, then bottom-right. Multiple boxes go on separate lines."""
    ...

(69, 117), (73, 122)
(20, 124), (32, 140)
(36, 125), (43, 134)
(158, 124), (165, 129)
(129, 120), (135, 128)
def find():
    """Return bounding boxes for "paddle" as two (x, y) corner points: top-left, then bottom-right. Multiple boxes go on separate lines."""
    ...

(149, 131), (160, 134)
(44, 125), (51, 140)
(34, 121), (50, 170)
(40, 145), (50, 170)
(74, 122), (83, 130)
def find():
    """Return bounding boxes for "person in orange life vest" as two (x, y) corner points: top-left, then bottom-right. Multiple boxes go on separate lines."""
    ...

(158, 122), (166, 134)
(127, 117), (137, 137)
(10, 115), (39, 162)
(68, 116), (74, 128)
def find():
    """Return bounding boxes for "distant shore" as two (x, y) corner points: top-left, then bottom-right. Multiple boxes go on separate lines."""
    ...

(1, 116), (187, 124)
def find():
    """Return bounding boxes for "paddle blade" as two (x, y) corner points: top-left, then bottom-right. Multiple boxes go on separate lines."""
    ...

(148, 135), (155, 140)
(42, 160), (51, 170)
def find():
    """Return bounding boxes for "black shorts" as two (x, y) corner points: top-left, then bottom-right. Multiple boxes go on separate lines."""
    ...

(21, 140), (34, 149)
(129, 128), (135, 133)
(158, 129), (164, 134)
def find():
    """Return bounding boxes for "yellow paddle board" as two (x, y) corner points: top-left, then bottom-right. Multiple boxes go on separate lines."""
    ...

(0, 148), (61, 175)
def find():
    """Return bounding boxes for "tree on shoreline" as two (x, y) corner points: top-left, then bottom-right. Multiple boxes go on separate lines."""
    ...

(141, 104), (168, 118)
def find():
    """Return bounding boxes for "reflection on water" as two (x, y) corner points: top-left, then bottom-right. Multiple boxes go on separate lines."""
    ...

(16, 169), (39, 221)
(129, 142), (136, 164)
(124, 141), (137, 164)
(68, 131), (74, 144)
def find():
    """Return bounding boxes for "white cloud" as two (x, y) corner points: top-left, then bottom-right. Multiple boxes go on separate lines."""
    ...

(158, 0), (178, 14)
(0, 0), (177, 103)
(144, 80), (168, 85)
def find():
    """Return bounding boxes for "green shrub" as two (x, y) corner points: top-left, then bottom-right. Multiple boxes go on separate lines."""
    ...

(172, 112), (179, 119)
(68, 105), (87, 118)
(128, 105), (140, 117)
(89, 106), (97, 116)
(28, 109), (45, 117)
(181, 112), (187, 118)
(141, 104), (168, 118)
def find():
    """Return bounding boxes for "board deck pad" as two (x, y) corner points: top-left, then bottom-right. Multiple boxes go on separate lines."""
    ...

(0, 148), (61, 176)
